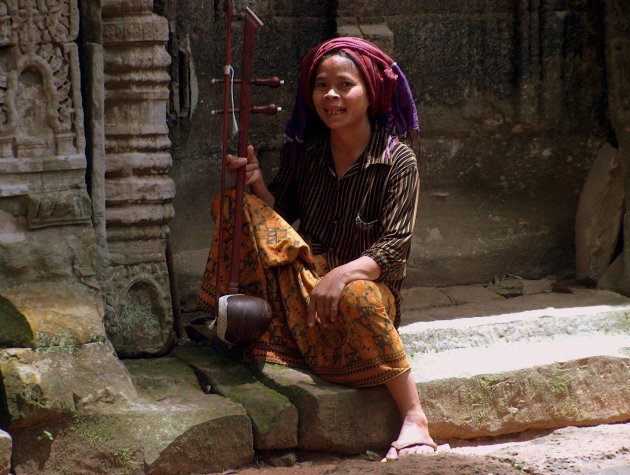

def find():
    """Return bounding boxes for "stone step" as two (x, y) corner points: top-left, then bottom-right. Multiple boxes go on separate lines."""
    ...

(399, 288), (630, 353)
(395, 288), (630, 440)
(252, 361), (400, 454)
(254, 288), (630, 449)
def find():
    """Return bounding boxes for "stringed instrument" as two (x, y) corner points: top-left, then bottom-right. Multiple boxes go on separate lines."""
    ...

(209, 2), (282, 346)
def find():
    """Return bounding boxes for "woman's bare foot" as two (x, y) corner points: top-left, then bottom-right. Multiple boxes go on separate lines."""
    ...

(385, 412), (437, 461)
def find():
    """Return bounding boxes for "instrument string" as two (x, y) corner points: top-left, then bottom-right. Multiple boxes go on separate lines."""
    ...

(229, 65), (239, 138)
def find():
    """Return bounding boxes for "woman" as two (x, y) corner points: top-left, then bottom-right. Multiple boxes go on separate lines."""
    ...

(199, 37), (437, 461)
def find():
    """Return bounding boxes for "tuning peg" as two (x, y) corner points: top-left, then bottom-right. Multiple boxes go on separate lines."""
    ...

(211, 76), (284, 88)
(211, 104), (282, 115)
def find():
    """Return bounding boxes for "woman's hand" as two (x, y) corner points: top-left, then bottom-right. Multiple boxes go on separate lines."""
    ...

(307, 267), (347, 327)
(226, 145), (275, 206)
(307, 256), (382, 328)
(227, 144), (262, 186)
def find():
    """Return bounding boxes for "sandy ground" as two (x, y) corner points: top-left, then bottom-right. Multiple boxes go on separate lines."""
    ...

(221, 422), (630, 475)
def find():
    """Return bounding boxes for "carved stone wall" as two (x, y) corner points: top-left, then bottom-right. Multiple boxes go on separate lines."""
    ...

(100, 0), (175, 356)
(0, 0), (108, 349)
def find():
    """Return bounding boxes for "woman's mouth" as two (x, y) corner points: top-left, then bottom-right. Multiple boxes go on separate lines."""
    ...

(325, 107), (345, 116)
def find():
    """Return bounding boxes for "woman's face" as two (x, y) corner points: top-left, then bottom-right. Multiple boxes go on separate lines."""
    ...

(311, 54), (370, 133)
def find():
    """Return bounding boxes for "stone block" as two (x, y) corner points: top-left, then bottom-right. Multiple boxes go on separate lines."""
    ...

(123, 357), (254, 474)
(6, 352), (253, 474)
(104, 260), (175, 358)
(420, 356), (630, 439)
(399, 289), (630, 439)
(253, 364), (400, 453)
(0, 430), (10, 475)
(0, 280), (107, 351)
(173, 346), (298, 450)
(0, 342), (136, 429)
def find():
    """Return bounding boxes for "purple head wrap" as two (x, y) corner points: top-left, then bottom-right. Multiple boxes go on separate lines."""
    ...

(284, 37), (419, 145)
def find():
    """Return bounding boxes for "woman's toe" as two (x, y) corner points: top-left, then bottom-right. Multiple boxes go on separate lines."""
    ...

(384, 446), (399, 461)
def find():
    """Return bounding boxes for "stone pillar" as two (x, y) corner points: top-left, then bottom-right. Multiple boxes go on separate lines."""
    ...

(101, 0), (176, 356)
(604, 0), (630, 296)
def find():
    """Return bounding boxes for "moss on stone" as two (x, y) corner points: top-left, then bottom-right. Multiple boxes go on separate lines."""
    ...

(34, 331), (79, 354)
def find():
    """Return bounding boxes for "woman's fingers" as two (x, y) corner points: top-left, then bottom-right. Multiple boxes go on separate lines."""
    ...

(307, 277), (343, 327)
(226, 153), (246, 171)
(226, 146), (261, 185)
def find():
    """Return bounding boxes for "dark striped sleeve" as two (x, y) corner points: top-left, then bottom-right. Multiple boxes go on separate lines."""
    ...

(362, 144), (419, 281)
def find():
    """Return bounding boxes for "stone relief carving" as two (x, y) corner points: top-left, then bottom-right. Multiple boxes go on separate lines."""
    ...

(0, 0), (85, 236)
(0, 0), (79, 49)
(105, 261), (174, 356)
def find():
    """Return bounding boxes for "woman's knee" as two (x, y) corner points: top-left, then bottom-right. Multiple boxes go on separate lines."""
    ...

(339, 280), (381, 312)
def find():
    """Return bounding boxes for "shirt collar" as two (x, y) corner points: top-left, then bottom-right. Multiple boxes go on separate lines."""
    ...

(302, 123), (392, 168)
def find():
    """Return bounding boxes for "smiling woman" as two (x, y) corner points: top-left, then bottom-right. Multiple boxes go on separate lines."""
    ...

(199, 37), (437, 461)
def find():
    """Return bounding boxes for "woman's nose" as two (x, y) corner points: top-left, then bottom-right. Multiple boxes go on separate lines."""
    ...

(324, 87), (339, 98)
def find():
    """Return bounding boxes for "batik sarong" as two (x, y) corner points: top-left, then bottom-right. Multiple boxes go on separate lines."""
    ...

(198, 189), (410, 388)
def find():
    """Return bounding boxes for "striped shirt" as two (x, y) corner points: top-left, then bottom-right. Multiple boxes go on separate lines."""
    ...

(268, 124), (420, 326)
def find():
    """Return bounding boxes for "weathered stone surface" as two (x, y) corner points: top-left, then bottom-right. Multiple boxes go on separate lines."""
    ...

(419, 356), (630, 440)
(440, 285), (504, 305)
(123, 357), (254, 475)
(0, 430), (10, 475)
(0, 280), (107, 349)
(253, 363), (399, 453)
(409, 189), (579, 288)
(5, 351), (253, 474)
(336, 23), (394, 53)
(575, 143), (624, 281)
(173, 248), (210, 312)
(400, 287), (453, 315)
(82, 42), (111, 295)
(400, 289), (630, 352)
(173, 346), (298, 450)
(0, 342), (136, 429)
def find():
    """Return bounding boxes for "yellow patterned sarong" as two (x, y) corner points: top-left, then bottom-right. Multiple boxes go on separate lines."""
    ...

(199, 189), (410, 387)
